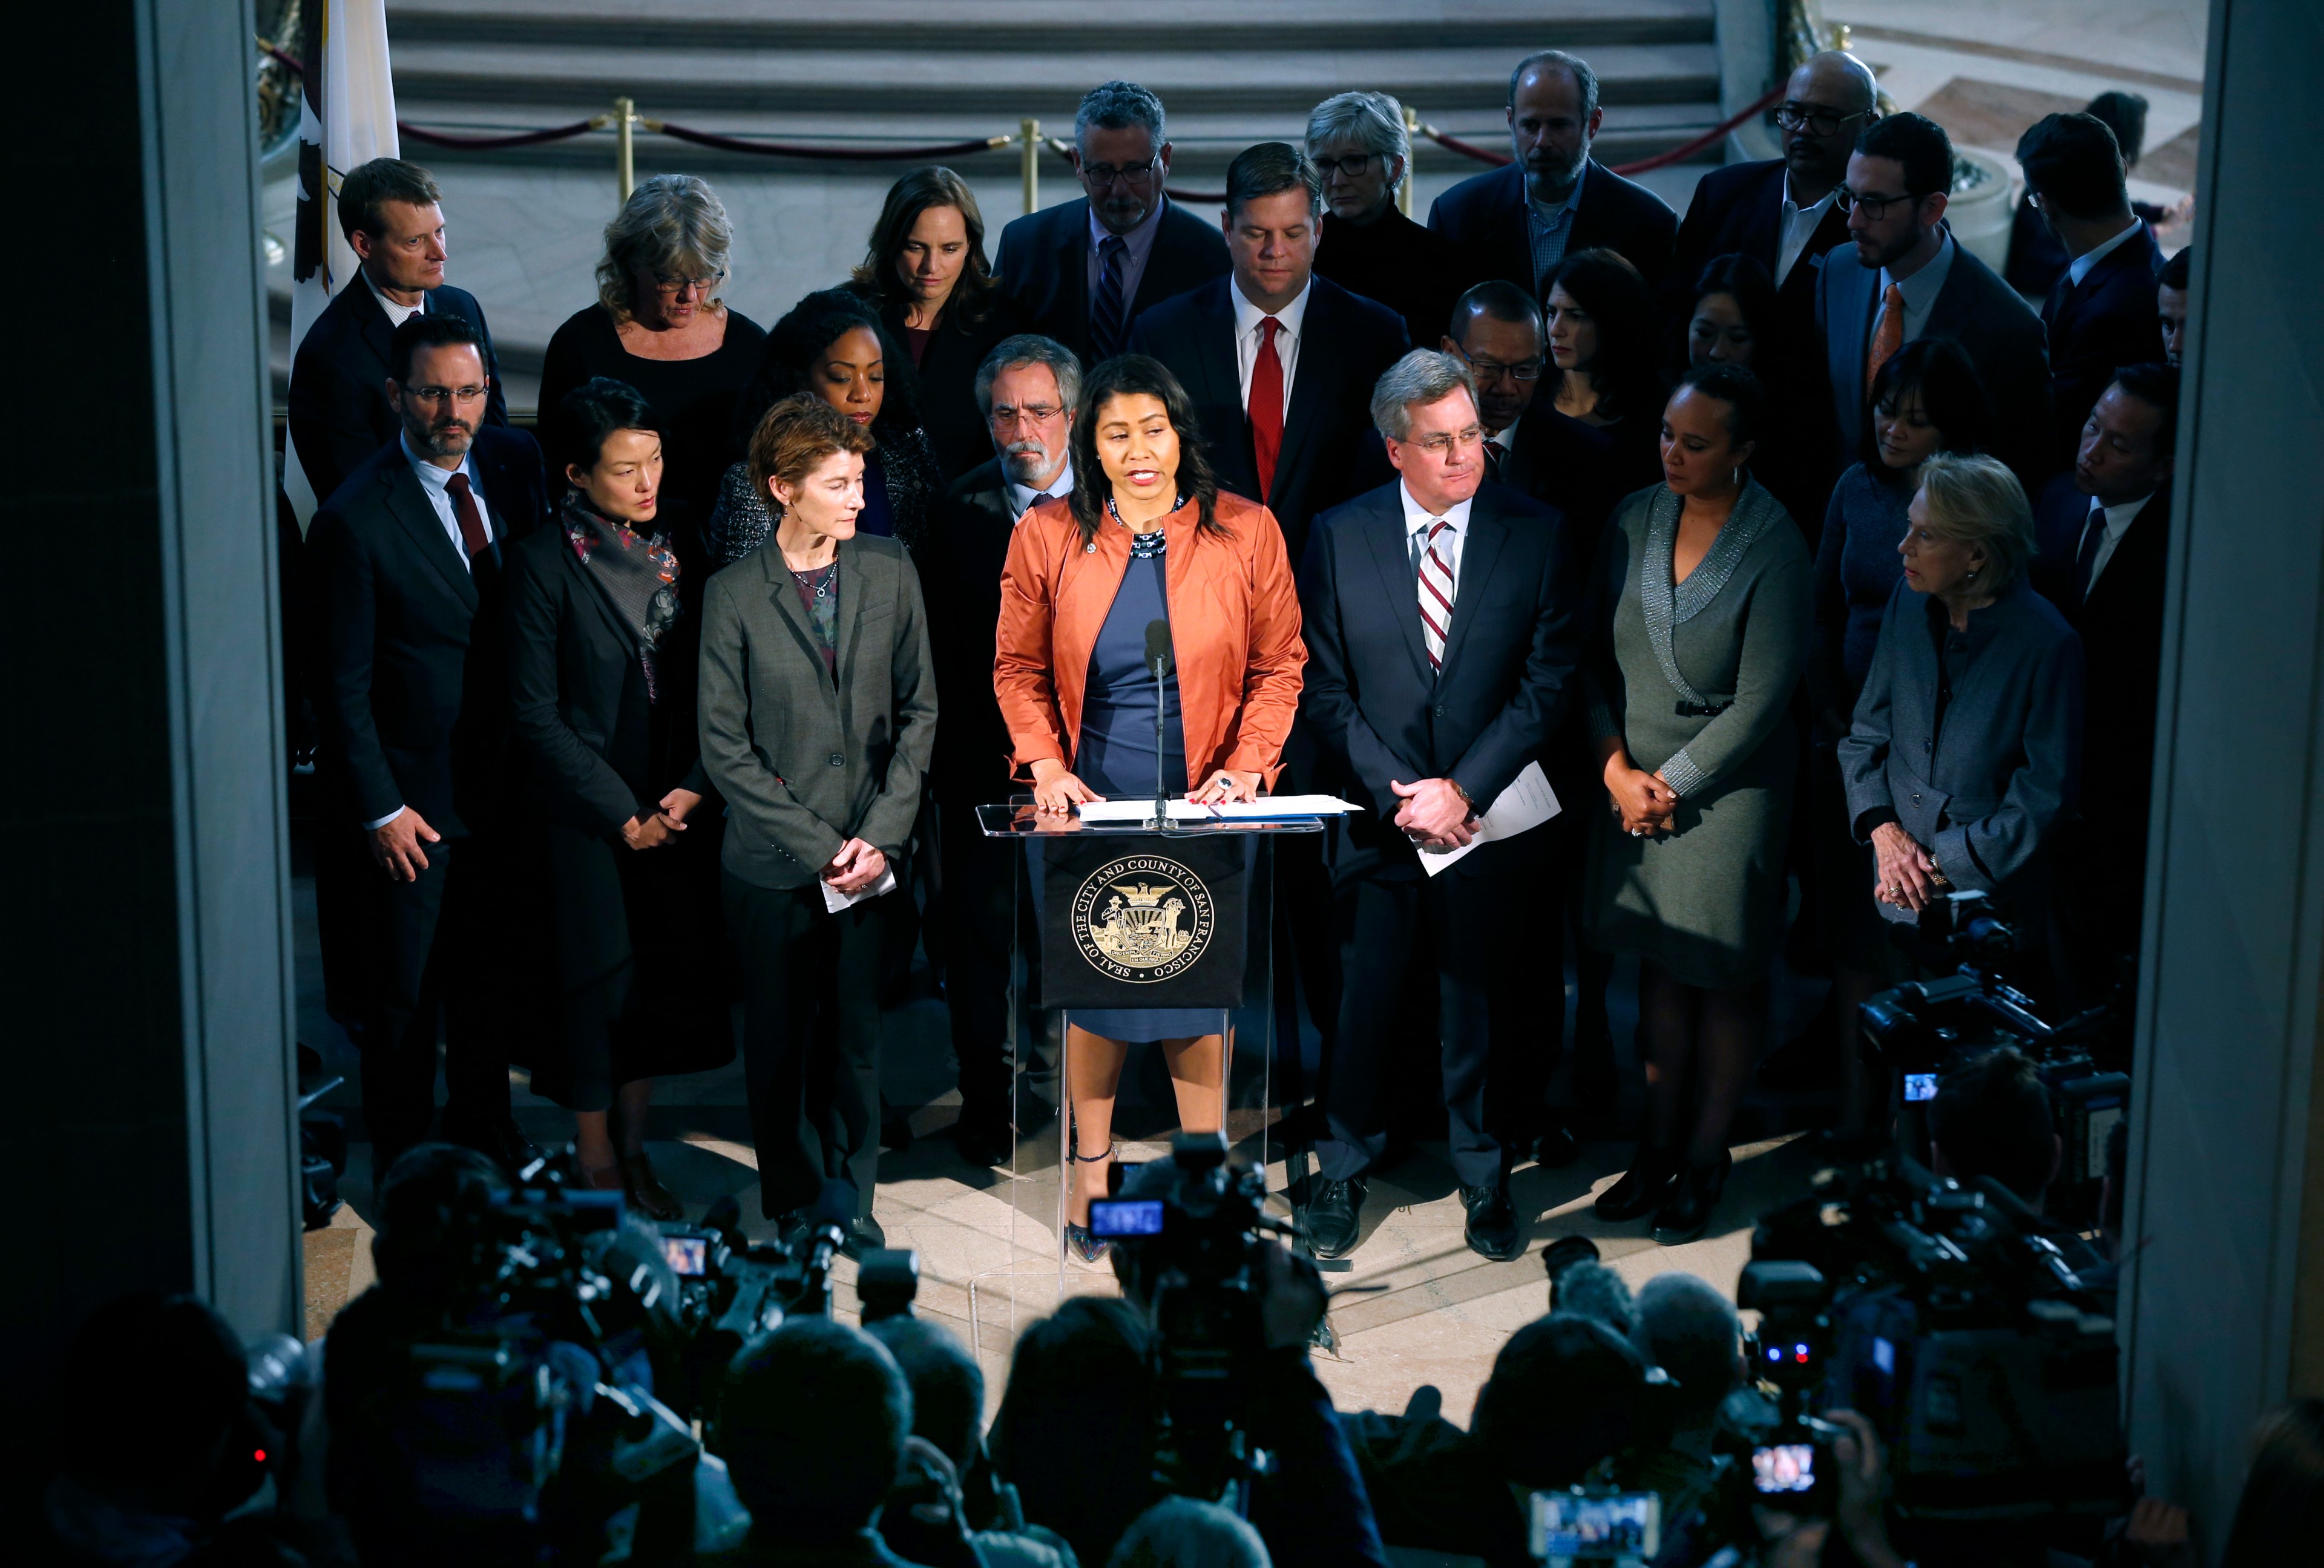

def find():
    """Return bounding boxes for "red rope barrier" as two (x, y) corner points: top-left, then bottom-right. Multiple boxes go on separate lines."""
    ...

(654, 122), (1008, 162)
(1421, 84), (1787, 178)
(399, 119), (600, 151)
(1040, 140), (1222, 205)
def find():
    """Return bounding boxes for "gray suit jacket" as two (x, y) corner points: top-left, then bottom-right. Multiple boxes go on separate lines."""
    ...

(697, 534), (937, 890)
(1817, 235), (2054, 487)
(1838, 576), (2082, 916)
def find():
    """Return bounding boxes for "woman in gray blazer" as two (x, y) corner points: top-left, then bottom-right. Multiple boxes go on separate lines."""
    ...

(1583, 364), (1812, 1245)
(1839, 453), (2083, 972)
(697, 393), (937, 1252)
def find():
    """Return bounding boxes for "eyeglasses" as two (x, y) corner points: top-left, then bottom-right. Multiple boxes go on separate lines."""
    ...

(1312, 152), (1379, 179)
(989, 402), (1065, 427)
(1453, 347), (1544, 384)
(405, 384), (489, 405)
(1836, 188), (1922, 220)
(652, 272), (723, 295)
(1773, 103), (1869, 136)
(1080, 159), (1160, 188)
(1414, 424), (1484, 456)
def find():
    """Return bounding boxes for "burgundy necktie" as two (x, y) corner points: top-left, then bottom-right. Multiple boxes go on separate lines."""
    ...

(444, 471), (491, 562)
(1249, 316), (1284, 502)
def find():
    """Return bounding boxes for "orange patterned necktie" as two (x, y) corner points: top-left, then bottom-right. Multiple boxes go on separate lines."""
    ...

(1865, 281), (1906, 393)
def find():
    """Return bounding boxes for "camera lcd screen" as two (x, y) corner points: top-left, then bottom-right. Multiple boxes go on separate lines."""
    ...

(662, 1236), (708, 1277)
(1753, 1443), (1818, 1494)
(1903, 1072), (1938, 1103)
(1527, 1491), (1659, 1560)
(1088, 1199), (1165, 1238)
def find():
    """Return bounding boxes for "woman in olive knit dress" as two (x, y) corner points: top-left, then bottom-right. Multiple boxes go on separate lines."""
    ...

(1582, 363), (1812, 1245)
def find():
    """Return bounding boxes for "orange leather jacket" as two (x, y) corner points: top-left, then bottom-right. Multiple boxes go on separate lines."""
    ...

(994, 490), (1306, 790)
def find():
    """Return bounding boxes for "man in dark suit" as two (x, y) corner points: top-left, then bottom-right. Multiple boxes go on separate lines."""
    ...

(1658, 50), (1874, 334)
(1127, 142), (1410, 572)
(2017, 113), (2167, 465)
(925, 333), (1082, 1167)
(1298, 350), (1581, 1263)
(991, 81), (1230, 366)
(1426, 50), (1678, 306)
(309, 313), (547, 1173)
(2156, 245), (2190, 367)
(2030, 364), (2178, 1002)
(1816, 114), (2053, 491)
(290, 158), (508, 513)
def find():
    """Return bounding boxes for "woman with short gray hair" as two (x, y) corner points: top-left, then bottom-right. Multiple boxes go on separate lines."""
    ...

(1839, 453), (2083, 980)
(540, 173), (768, 538)
(1307, 90), (1461, 350)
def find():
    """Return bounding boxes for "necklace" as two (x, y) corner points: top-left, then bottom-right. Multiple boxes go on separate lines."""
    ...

(790, 556), (838, 600)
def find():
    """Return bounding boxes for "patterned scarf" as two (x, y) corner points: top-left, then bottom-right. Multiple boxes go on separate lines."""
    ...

(562, 490), (682, 701)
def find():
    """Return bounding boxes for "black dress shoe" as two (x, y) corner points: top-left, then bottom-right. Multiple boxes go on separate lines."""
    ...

(447, 1115), (543, 1179)
(841, 1214), (887, 1259)
(952, 1109), (1013, 1169)
(1461, 1183), (1526, 1262)
(1302, 1176), (1367, 1259)
(1534, 1117), (1582, 1169)
(1594, 1145), (1679, 1222)
(1652, 1150), (1732, 1245)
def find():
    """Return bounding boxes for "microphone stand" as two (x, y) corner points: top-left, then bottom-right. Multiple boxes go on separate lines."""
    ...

(1153, 644), (1172, 834)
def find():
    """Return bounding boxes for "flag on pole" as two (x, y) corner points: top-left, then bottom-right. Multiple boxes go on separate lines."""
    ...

(284, 0), (400, 531)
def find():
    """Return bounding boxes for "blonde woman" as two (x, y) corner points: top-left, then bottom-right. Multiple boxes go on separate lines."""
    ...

(539, 173), (768, 540)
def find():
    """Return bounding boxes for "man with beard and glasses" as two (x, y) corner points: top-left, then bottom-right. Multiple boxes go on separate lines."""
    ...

(309, 312), (550, 1176)
(924, 335), (1082, 1166)
(992, 81), (1229, 365)
(1428, 49), (1678, 308)
(1657, 50), (1875, 339)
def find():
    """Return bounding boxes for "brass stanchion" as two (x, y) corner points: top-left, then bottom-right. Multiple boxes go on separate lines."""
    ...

(1021, 116), (1040, 215)
(614, 96), (637, 203)
(1400, 103), (1419, 218)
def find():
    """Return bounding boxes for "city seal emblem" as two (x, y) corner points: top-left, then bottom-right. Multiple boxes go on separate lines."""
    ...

(1070, 854), (1216, 983)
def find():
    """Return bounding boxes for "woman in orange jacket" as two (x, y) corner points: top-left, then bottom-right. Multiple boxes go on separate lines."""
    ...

(994, 353), (1305, 1259)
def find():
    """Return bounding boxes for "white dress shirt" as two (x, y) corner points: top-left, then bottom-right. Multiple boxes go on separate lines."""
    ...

(2066, 218), (2142, 288)
(1775, 174), (1839, 287)
(1400, 481), (1472, 597)
(2080, 490), (2156, 593)
(366, 269), (424, 327)
(1874, 231), (1957, 348)
(1007, 455), (1074, 520)
(1233, 276), (1312, 418)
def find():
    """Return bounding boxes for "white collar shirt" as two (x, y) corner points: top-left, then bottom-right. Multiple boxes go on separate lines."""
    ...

(1878, 230), (1956, 345)
(1233, 275), (1313, 418)
(1007, 455), (1074, 521)
(1776, 172), (1840, 287)
(1401, 481), (1473, 597)
(366, 269), (425, 327)
(2067, 218), (2142, 288)
(401, 431), (492, 572)
(2082, 489), (2158, 592)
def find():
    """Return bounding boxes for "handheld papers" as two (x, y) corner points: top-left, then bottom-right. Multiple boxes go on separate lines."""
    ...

(1417, 761), (1561, 876)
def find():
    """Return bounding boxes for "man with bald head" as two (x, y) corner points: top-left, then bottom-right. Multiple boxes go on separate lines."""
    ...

(1659, 50), (1876, 332)
(1429, 49), (1678, 303)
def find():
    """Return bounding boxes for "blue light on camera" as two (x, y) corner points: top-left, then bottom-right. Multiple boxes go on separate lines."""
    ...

(1088, 1198), (1166, 1238)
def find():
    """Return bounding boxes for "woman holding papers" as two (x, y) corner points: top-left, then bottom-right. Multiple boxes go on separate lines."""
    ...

(1582, 363), (1811, 1245)
(993, 355), (1305, 1261)
(697, 393), (937, 1254)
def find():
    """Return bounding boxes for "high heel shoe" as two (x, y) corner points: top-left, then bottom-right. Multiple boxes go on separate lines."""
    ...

(1652, 1150), (1732, 1245)
(1594, 1145), (1679, 1222)
(1063, 1223), (1111, 1265)
(621, 1151), (684, 1221)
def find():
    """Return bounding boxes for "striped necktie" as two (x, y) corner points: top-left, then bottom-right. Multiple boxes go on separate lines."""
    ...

(1418, 519), (1455, 671)
(1089, 234), (1128, 361)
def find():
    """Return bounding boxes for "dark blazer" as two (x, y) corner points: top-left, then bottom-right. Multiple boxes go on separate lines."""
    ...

(696, 533), (937, 890)
(2031, 475), (2170, 839)
(2042, 226), (2165, 461)
(1817, 237), (2054, 488)
(1298, 480), (1582, 882)
(867, 289), (1024, 482)
(290, 278), (510, 511)
(1313, 208), (1465, 354)
(924, 457), (1021, 802)
(503, 522), (711, 838)
(309, 425), (549, 836)
(1838, 576), (2084, 917)
(1426, 159), (1679, 300)
(1127, 274), (1410, 569)
(1658, 157), (1851, 332)
(990, 195), (1230, 363)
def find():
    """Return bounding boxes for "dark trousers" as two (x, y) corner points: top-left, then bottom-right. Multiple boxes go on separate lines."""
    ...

(320, 830), (515, 1166)
(1315, 842), (1534, 1189)
(725, 871), (888, 1221)
(937, 793), (1028, 1121)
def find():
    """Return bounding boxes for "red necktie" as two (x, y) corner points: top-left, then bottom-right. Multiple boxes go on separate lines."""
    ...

(1249, 316), (1284, 502)
(445, 471), (491, 562)
(1865, 281), (1905, 395)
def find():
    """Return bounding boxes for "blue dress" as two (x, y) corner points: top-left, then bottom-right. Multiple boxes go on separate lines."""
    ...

(1032, 528), (1229, 1043)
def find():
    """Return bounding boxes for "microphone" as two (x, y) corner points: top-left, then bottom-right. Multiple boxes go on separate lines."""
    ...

(1145, 620), (1173, 828)
(1144, 619), (1173, 678)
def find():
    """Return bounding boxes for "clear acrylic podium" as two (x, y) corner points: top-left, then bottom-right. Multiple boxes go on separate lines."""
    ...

(966, 796), (1327, 1334)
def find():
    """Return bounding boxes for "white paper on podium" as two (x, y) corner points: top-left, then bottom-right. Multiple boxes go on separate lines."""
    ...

(1074, 794), (1362, 825)
(821, 864), (898, 912)
(1416, 761), (1561, 876)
